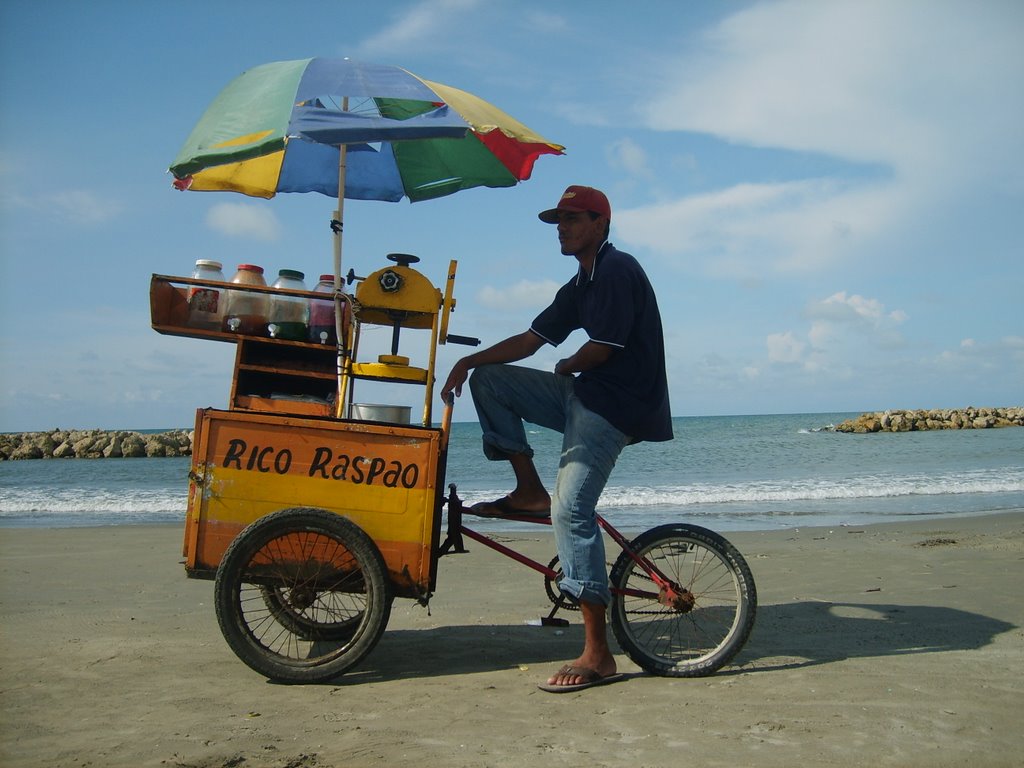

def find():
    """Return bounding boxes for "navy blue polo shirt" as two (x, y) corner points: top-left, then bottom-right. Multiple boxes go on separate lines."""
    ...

(530, 242), (673, 443)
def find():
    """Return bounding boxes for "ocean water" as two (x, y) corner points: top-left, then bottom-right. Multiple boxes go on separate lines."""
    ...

(1, 413), (1022, 532)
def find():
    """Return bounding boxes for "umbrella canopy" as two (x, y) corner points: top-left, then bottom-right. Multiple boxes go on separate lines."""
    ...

(169, 57), (564, 202)
(168, 58), (564, 419)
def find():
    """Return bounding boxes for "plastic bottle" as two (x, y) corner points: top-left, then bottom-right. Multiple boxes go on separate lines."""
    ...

(186, 259), (225, 330)
(308, 274), (340, 344)
(222, 264), (269, 335)
(267, 269), (309, 341)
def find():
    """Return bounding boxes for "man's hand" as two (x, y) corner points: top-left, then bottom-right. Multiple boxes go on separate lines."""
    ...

(555, 341), (614, 377)
(441, 358), (470, 399)
(440, 330), (546, 402)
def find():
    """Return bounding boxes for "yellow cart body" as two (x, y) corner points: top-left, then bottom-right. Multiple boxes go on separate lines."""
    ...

(184, 408), (446, 601)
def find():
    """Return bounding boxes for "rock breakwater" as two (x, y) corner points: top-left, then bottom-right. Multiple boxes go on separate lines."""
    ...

(835, 407), (1023, 433)
(0, 429), (193, 460)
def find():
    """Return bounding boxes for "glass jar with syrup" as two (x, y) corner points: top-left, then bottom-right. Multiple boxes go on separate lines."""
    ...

(222, 264), (269, 335)
(267, 269), (309, 341)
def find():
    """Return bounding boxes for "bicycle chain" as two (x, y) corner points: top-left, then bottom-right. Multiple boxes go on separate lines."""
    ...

(545, 558), (676, 616)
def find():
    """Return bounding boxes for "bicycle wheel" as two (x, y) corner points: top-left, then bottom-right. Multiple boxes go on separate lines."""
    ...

(609, 524), (756, 677)
(214, 507), (392, 683)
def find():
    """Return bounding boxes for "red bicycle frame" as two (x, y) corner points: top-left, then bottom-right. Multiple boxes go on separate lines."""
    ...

(439, 485), (690, 610)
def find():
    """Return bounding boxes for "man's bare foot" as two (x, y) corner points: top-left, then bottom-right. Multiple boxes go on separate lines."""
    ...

(540, 656), (623, 693)
(546, 653), (616, 687)
(503, 486), (550, 512)
(469, 494), (550, 518)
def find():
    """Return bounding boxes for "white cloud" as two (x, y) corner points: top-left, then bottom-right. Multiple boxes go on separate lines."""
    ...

(640, 1), (1023, 187)
(616, 178), (899, 275)
(804, 291), (907, 351)
(521, 10), (568, 33)
(356, 0), (484, 57)
(768, 290), (908, 371)
(0, 187), (123, 225)
(606, 137), (654, 180)
(549, 100), (614, 129)
(807, 320), (832, 350)
(617, 1), (1024, 276)
(766, 331), (804, 364)
(206, 203), (280, 240)
(49, 190), (123, 225)
(808, 291), (907, 327)
(936, 335), (1024, 377)
(477, 279), (560, 312)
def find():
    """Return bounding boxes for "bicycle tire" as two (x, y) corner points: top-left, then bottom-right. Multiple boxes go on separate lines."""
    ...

(609, 523), (756, 677)
(214, 507), (392, 683)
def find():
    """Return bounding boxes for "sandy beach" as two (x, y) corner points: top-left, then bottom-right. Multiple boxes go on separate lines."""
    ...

(1, 511), (1022, 768)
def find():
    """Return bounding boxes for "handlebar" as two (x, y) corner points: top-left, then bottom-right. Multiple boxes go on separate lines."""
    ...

(445, 334), (480, 347)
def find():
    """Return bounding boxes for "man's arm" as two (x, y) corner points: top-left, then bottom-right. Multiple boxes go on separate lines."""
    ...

(554, 340), (615, 376)
(441, 330), (546, 398)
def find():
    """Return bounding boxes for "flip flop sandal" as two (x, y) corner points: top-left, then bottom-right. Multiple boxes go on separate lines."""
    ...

(538, 665), (626, 693)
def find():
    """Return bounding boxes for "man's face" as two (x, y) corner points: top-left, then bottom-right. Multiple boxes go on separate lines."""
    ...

(555, 210), (607, 256)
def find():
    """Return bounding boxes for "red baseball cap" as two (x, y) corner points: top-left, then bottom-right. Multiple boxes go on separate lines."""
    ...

(538, 185), (611, 223)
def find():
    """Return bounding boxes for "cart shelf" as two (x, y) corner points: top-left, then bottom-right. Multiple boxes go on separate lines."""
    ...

(150, 275), (341, 417)
(151, 256), (464, 425)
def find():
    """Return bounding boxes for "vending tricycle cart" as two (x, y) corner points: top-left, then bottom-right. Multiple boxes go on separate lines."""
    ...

(151, 254), (756, 683)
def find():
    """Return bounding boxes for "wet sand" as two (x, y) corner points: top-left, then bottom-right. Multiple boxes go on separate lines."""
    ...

(1, 511), (1022, 767)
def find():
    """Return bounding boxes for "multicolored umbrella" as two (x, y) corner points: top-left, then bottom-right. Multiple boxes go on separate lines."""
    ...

(169, 58), (563, 416)
(169, 57), (564, 203)
(170, 56), (563, 308)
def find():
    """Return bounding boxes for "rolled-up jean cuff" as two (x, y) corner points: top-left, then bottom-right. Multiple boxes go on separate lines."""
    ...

(559, 576), (611, 607)
(480, 432), (534, 461)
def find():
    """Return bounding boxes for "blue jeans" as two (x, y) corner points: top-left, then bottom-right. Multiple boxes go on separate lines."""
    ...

(469, 364), (631, 606)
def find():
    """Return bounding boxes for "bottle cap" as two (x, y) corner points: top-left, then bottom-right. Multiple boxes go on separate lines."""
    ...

(278, 269), (305, 280)
(237, 264), (264, 273)
(195, 259), (223, 270)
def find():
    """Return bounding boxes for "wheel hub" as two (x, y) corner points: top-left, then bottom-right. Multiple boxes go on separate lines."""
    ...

(659, 585), (695, 612)
(287, 584), (318, 611)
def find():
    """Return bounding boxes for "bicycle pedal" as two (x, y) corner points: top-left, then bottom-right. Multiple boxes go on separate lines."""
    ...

(539, 616), (570, 627)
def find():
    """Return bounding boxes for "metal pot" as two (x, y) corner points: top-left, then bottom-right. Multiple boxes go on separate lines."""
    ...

(349, 403), (411, 424)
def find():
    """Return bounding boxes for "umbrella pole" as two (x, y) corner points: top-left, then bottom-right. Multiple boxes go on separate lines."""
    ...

(333, 98), (349, 419)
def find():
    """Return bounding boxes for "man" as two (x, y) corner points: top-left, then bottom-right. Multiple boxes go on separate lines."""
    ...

(441, 185), (672, 692)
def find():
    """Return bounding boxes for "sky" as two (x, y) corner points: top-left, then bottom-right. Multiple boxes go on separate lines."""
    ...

(1, 0), (1021, 432)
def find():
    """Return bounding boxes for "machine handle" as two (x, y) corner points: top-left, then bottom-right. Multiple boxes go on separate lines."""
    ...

(446, 334), (481, 347)
(387, 253), (420, 267)
(440, 391), (456, 450)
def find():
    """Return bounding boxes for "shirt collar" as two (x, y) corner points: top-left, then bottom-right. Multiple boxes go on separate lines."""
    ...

(576, 240), (611, 285)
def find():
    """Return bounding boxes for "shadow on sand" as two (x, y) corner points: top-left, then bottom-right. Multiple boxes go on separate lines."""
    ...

(299, 600), (1015, 686)
(727, 600), (1016, 674)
